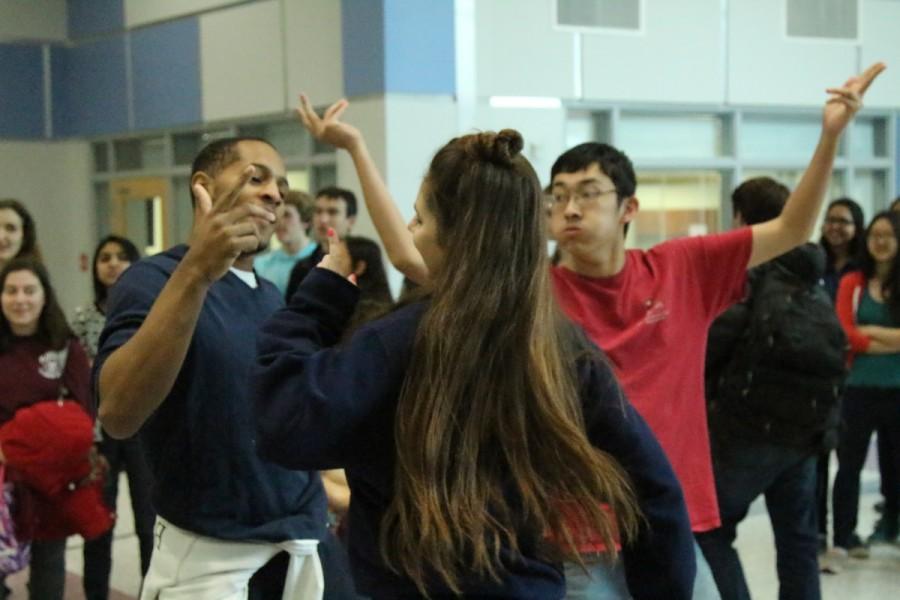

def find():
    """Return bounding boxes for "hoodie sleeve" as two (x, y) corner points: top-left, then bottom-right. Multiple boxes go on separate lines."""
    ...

(253, 267), (411, 470)
(580, 358), (696, 600)
(835, 272), (871, 354)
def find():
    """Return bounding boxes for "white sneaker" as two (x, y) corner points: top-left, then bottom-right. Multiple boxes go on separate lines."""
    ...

(819, 547), (848, 574)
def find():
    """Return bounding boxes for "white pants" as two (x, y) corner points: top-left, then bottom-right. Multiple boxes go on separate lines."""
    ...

(140, 517), (323, 600)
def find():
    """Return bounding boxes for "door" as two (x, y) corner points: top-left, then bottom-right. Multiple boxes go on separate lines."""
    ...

(109, 178), (171, 256)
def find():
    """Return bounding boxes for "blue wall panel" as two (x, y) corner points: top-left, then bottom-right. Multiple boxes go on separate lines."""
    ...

(68, 0), (125, 39)
(384, 0), (455, 95)
(0, 44), (45, 138)
(341, 0), (385, 97)
(52, 37), (129, 137)
(132, 17), (202, 131)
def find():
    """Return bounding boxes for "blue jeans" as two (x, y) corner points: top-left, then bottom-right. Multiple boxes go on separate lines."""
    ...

(564, 541), (717, 599)
(696, 437), (820, 600)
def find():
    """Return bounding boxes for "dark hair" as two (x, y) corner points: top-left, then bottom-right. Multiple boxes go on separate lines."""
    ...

(860, 211), (900, 324)
(0, 257), (72, 352)
(189, 137), (276, 205)
(0, 198), (42, 263)
(381, 129), (639, 594)
(820, 197), (865, 268)
(731, 177), (789, 225)
(344, 237), (394, 333)
(92, 235), (141, 308)
(315, 186), (358, 218)
(550, 143), (637, 202)
(890, 196), (900, 212)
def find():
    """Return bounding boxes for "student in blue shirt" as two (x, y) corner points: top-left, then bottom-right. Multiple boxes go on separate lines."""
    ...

(254, 118), (696, 599)
(95, 137), (327, 599)
(255, 189), (318, 296)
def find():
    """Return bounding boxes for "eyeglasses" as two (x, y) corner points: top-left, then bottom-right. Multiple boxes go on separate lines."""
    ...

(549, 187), (617, 210)
(869, 233), (896, 243)
(824, 217), (854, 227)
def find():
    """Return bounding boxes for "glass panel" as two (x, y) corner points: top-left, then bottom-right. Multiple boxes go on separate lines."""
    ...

(114, 139), (142, 171)
(92, 142), (109, 173)
(238, 120), (309, 157)
(173, 133), (203, 165)
(557, 0), (640, 29)
(850, 117), (888, 159)
(628, 171), (722, 248)
(618, 113), (727, 159)
(852, 169), (888, 221)
(141, 136), (167, 169)
(740, 114), (831, 160)
(94, 182), (110, 239)
(172, 176), (195, 245)
(311, 165), (336, 190)
(287, 169), (310, 193)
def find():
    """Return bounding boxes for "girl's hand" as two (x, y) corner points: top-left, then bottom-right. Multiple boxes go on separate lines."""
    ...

(296, 95), (364, 152)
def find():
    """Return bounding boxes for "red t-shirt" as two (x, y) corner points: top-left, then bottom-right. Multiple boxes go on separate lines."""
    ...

(552, 228), (753, 532)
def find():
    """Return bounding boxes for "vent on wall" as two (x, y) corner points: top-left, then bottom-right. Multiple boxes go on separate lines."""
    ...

(786, 0), (859, 41)
(555, 0), (642, 32)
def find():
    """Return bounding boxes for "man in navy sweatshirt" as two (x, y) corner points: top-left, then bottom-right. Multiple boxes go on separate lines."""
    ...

(94, 137), (327, 599)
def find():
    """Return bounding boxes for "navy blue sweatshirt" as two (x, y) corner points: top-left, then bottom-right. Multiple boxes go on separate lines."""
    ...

(254, 268), (695, 599)
(95, 245), (326, 542)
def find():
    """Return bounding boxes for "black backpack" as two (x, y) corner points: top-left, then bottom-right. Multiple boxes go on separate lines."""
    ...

(711, 256), (848, 451)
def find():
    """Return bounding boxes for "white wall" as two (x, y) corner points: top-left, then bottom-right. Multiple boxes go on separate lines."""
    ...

(860, 0), (900, 108)
(727, 0), (857, 106)
(0, 0), (67, 41)
(0, 140), (94, 317)
(475, 0), (576, 98)
(470, 0), (900, 110)
(581, 0), (723, 104)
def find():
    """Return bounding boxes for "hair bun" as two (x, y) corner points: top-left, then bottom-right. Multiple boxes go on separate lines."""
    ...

(470, 129), (524, 166)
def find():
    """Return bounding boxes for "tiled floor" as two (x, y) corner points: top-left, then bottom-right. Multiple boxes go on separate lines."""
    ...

(4, 452), (898, 598)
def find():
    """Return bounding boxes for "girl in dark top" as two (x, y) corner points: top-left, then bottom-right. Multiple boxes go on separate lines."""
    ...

(0, 258), (92, 600)
(816, 197), (866, 552)
(254, 125), (694, 599)
(73, 235), (155, 600)
(820, 197), (865, 301)
(0, 199), (42, 269)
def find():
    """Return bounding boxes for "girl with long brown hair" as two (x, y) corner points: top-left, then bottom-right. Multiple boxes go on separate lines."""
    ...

(254, 126), (694, 598)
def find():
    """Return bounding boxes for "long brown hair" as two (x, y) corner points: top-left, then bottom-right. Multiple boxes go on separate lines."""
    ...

(0, 257), (73, 352)
(380, 130), (640, 595)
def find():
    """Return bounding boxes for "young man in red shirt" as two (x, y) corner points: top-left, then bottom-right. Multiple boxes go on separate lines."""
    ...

(294, 62), (884, 598)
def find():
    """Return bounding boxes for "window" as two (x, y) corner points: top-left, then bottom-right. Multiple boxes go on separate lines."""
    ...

(629, 171), (723, 249)
(786, 0), (859, 42)
(556, 0), (641, 32)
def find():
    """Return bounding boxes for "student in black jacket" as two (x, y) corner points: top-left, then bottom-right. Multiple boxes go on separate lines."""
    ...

(254, 120), (695, 599)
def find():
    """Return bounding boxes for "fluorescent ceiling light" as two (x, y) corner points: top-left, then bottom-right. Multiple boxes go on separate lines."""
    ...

(488, 96), (562, 109)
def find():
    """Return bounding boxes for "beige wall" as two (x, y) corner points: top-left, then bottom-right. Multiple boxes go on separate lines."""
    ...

(0, 140), (94, 318)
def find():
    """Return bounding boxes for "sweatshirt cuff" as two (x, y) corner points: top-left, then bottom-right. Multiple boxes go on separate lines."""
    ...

(293, 267), (361, 319)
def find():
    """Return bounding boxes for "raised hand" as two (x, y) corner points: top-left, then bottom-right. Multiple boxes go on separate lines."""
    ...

(296, 94), (363, 152)
(185, 166), (276, 283)
(822, 62), (886, 137)
(318, 227), (356, 284)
